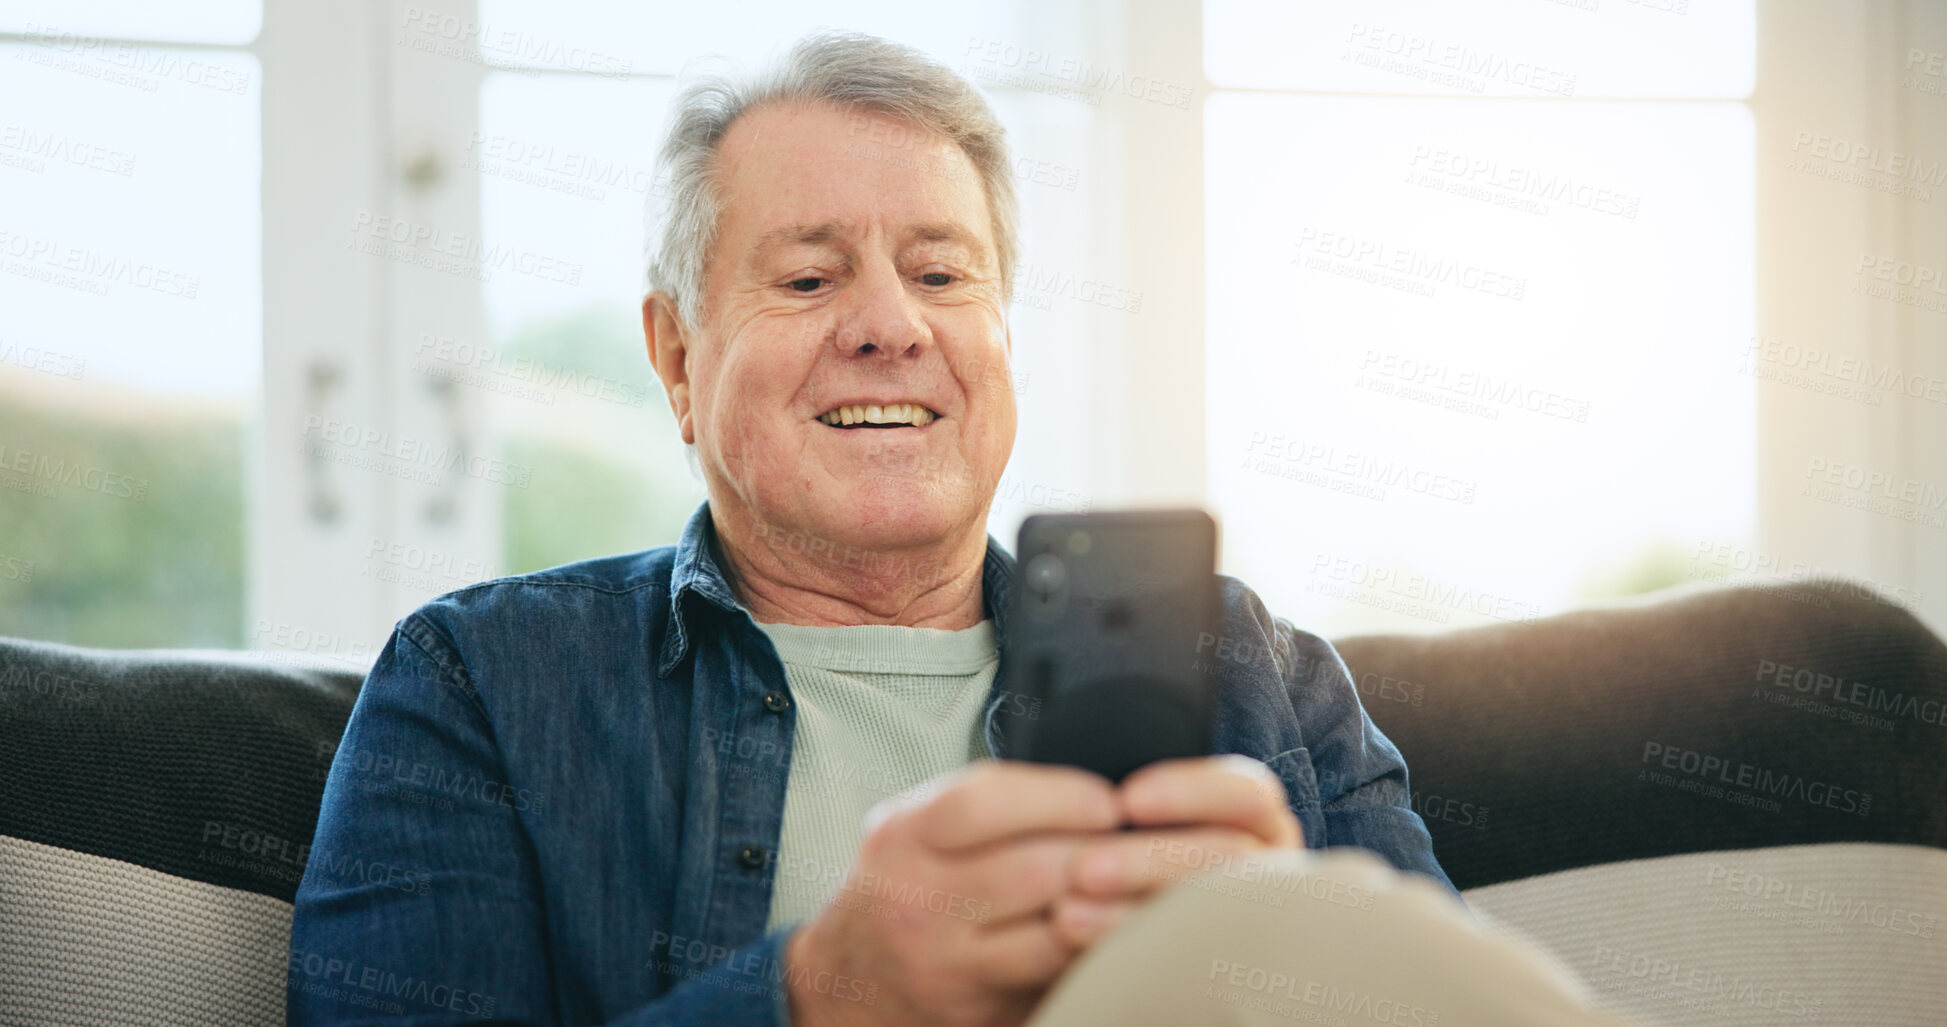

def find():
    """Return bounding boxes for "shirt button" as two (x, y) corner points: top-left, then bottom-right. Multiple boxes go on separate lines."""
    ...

(761, 690), (791, 713)
(738, 845), (768, 869)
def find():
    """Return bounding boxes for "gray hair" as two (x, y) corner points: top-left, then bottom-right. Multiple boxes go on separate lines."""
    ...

(644, 31), (1020, 328)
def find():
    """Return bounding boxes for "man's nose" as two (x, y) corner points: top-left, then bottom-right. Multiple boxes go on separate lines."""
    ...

(832, 262), (928, 358)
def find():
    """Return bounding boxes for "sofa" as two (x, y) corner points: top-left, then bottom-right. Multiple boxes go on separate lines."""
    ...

(2, 579), (1942, 1025)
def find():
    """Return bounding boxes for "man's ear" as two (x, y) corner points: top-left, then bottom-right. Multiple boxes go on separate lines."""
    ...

(644, 292), (696, 445)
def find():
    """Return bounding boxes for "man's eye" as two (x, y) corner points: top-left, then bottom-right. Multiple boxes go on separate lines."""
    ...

(788, 277), (825, 293)
(919, 272), (954, 287)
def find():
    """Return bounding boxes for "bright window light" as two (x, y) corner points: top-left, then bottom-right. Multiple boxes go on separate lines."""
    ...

(1205, 93), (1754, 635)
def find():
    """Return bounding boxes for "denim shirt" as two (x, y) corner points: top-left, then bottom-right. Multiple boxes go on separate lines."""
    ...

(288, 502), (1453, 1025)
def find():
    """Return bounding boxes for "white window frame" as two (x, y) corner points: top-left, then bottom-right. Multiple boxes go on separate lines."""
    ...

(256, 0), (495, 656)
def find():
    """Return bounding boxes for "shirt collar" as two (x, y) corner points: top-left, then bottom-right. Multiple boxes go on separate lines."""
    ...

(657, 500), (1018, 679)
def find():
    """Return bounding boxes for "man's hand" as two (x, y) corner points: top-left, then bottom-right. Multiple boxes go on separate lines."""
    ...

(784, 760), (1120, 1027)
(1055, 755), (1305, 950)
(782, 756), (1304, 1027)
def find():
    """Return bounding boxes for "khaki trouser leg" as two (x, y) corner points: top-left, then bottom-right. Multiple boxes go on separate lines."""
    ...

(1028, 847), (1648, 1027)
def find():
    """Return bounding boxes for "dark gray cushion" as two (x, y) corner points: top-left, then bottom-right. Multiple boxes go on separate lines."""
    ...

(0, 638), (362, 902)
(1339, 580), (1947, 892)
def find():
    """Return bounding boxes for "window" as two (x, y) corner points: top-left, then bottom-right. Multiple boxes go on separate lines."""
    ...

(12, 2), (1936, 653)
(0, 19), (260, 646)
(1203, 0), (1758, 635)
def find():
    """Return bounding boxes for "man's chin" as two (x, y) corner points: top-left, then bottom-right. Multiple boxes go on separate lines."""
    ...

(813, 481), (978, 553)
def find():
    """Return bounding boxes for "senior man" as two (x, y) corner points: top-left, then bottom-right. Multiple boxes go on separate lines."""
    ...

(290, 32), (1457, 1027)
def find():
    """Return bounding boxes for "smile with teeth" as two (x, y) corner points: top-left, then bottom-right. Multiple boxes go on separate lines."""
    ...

(817, 403), (939, 428)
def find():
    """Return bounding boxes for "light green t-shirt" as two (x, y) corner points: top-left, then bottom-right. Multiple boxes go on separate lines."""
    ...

(753, 618), (998, 932)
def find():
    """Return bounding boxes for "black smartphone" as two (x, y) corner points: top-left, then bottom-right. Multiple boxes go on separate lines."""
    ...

(997, 509), (1220, 782)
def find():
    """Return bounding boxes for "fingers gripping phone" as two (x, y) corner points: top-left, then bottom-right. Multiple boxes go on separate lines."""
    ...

(997, 510), (1220, 783)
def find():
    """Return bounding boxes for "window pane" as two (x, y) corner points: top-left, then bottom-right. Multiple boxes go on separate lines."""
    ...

(473, 73), (702, 573)
(1205, 0), (1754, 99)
(980, 88), (1103, 540)
(2, 3), (261, 47)
(0, 47), (260, 646)
(1205, 93), (1753, 635)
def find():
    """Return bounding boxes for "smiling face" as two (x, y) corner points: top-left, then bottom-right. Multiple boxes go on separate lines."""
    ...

(651, 100), (1017, 558)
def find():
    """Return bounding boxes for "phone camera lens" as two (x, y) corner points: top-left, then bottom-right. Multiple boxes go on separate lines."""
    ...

(1024, 553), (1066, 596)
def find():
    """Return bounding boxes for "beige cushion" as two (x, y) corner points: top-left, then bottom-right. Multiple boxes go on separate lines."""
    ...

(0, 833), (292, 1026)
(1466, 843), (1947, 1026)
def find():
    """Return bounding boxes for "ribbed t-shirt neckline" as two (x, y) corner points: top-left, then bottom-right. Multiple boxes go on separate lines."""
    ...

(753, 619), (998, 675)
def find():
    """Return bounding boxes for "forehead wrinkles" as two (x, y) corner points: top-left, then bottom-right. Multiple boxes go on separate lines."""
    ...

(718, 107), (984, 235)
